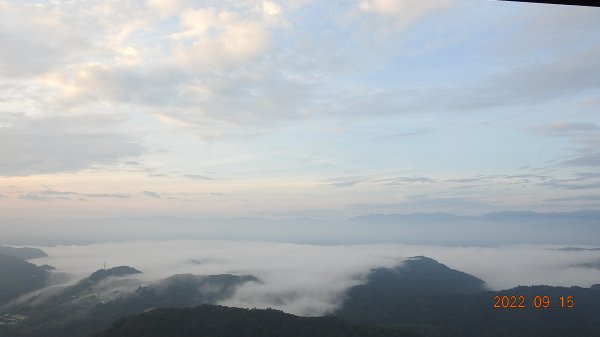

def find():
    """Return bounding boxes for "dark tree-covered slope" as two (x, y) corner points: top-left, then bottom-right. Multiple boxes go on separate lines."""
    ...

(1, 271), (259, 337)
(96, 305), (421, 337)
(337, 256), (486, 326)
(88, 266), (142, 283)
(336, 257), (600, 337)
(0, 253), (48, 305)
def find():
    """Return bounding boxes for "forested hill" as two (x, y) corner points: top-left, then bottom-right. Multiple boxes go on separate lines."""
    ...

(1, 272), (260, 337)
(0, 253), (48, 305)
(88, 266), (142, 283)
(95, 305), (421, 337)
(357, 256), (486, 294)
(336, 257), (600, 337)
(0, 246), (47, 260)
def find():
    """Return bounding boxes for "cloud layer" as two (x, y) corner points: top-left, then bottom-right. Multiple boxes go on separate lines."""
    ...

(30, 240), (600, 316)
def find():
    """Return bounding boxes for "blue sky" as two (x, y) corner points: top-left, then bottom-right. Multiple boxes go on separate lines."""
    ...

(1, 0), (600, 220)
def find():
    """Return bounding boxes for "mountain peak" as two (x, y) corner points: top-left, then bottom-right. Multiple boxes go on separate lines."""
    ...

(348, 256), (486, 298)
(88, 266), (142, 283)
(0, 245), (48, 260)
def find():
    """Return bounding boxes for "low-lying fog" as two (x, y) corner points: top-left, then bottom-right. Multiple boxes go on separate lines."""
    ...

(29, 240), (600, 316)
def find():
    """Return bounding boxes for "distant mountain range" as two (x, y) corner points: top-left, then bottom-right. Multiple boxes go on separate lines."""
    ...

(0, 246), (47, 260)
(4, 210), (600, 245)
(557, 247), (600, 252)
(347, 210), (600, 224)
(344, 210), (600, 245)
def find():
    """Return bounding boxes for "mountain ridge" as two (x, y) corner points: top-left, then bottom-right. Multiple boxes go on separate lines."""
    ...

(0, 246), (48, 260)
(95, 304), (420, 337)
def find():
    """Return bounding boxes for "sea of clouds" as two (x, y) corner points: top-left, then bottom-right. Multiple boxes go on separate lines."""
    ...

(30, 240), (600, 316)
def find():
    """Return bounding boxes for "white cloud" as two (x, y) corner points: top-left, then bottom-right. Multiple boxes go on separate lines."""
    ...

(1, 0), (599, 217)
(147, 0), (186, 16)
(357, 0), (453, 32)
(0, 2), (92, 78)
(153, 113), (199, 128)
(0, 113), (143, 176)
(4, 1), (307, 139)
(528, 122), (600, 168)
(171, 7), (273, 69)
(530, 123), (599, 137)
(262, 1), (282, 16)
(283, 0), (314, 10)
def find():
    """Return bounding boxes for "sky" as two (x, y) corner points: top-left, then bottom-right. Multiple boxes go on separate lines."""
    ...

(1, 0), (600, 222)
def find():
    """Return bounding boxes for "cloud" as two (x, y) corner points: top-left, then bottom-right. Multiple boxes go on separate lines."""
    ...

(441, 47), (600, 110)
(548, 181), (600, 190)
(54, 64), (191, 107)
(374, 176), (436, 185)
(563, 153), (600, 167)
(171, 7), (274, 69)
(527, 122), (600, 168)
(0, 1), (450, 140)
(529, 123), (599, 137)
(374, 128), (434, 140)
(252, 43), (599, 124)
(322, 176), (369, 188)
(184, 174), (216, 181)
(9, 0), (572, 142)
(153, 113), (199, 128)
(0, 0), (439, 136)
(37, 190), (79, 196)
(52, 43), (316, 138)
(0, 0), (598, 219)
(141, 191), (162, 198)
(18, 190), (132, 201)
(18, 193), (58, 202)
(0, 114), (144, 176)
(30, 241), (401, 316)
(147, 0), (186, 16)
(356, 0), (453, 32)
(332, 173), (549, 190)
(262, 1), (282, 16)
(575, 172), (600, 179)
(0, 1), (158, 79)
(2, 0), (598, 140)
(517, 3), (600, 52)
(82, 193), (131, 199)
(0, 2), (92, 78)
(544, 195), (600, 203)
